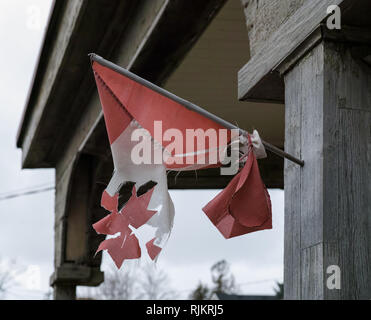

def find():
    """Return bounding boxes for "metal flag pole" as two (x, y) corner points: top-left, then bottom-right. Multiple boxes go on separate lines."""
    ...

(89, 53), (304, 167)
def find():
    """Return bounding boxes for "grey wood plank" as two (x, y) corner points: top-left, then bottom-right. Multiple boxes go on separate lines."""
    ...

(284, 39), (371, 299)
(338, 109), (370, 299)
(284, 57), (302, 300)
(238, 0), (354, 101)
(301, 243), (324, 299)
(299, 44), (324, 249)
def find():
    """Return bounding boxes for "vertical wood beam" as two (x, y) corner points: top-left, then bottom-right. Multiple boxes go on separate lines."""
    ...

(53, 284), (76, 300)
(51, 154), (105, 300)
(284, 40), (370, 299)
(65, 156), (90, 263)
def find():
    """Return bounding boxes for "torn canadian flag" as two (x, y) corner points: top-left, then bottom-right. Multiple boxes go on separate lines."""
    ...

(91, 55), (272, 268)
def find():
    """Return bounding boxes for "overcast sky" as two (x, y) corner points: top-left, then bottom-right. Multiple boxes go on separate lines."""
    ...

(0, 0), (284, 300)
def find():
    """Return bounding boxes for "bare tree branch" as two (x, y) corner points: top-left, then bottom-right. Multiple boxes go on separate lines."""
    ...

(137, 264), (177, 300)
(0, 257), (17, 299)
(79, 263), (177, 300)
(86, 264), (137, 300)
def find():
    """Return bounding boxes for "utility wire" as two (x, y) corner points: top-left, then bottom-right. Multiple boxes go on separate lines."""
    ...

(0, 186), (55, 201)
(0, 182), (54, 197)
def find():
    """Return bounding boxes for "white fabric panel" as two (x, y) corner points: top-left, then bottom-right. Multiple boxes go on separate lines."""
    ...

(106, 120), (175, 248)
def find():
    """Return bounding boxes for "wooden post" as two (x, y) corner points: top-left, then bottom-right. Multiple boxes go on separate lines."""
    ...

(51, 154), (105, 300)
(283, 40), (370, 299)
(53, 284), (76, 300)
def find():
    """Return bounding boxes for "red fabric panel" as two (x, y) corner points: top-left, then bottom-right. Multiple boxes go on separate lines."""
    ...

(92, 62), (228, 160)
(93, 69), (133, 144)
(202, 149), (272, 239)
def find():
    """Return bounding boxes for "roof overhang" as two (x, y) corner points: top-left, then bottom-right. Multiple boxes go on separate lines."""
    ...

(17, 0), (227, 168)
(238, 0), (371, 103)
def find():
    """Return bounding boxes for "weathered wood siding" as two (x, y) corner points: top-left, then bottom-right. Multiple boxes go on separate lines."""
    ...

(284, 41), (370, 299)
(237, 0), (359, 102)
(240, 0), (305, 57)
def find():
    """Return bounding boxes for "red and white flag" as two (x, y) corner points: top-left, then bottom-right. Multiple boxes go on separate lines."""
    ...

(91, 56), (272, 268)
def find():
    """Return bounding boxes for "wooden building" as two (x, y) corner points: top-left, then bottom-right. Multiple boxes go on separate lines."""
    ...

(17, 0), (370, 299)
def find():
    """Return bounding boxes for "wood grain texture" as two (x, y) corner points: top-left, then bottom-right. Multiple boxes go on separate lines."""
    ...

(240, 0), (305, 57)
(301, 244), (324, 300)
(284, 40), (370, 299)
(18, 0), (138, 167)
(238, 0), (359, 101)
(54, 162), (74, 267)
(337, 109), (370, 299)
(299, 44), (324, 249)
(53, 284), (76, 300)
(284, 60), (302, 300)
(64, 155), (90, 263)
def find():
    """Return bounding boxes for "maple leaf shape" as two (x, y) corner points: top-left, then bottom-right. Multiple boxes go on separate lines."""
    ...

(122, 185), (158, 229)
(93, 183), (159, 267)
(97, 231), (141, 268)
(94, 185), (157, 233)
(93, 211), (128, 235)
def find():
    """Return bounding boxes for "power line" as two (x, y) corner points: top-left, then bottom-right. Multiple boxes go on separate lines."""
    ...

(0, 182), (54, 197)
(0, 186), (54, 201)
